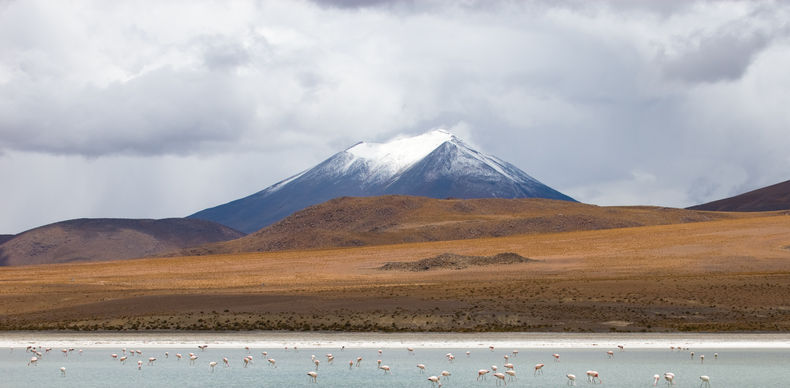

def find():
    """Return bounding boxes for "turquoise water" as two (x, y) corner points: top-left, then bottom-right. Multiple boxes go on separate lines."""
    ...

(3, 345), (789, 387)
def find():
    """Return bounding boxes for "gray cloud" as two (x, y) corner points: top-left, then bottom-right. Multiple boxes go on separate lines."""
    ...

(1, 0), (789, 234)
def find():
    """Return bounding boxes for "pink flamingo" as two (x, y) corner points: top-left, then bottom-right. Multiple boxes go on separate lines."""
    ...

(60, 367), (66, 376)
(587, 370), (602, 384)
(223, 357), (229, 367)
(653, 374), (660, 386)
(417, 364), (426, 373)
(553, 353), (560, 362)
(137, 360), (142, 370)
(618, 345), (624, 351)
(504, 363), (514, 370)
(477, 369), (490, 380)
(356, 356), (363, 367)
(314, 359), (319, 369)
(268, 358), (277, 368)
(147, 357), (156, 366)
(209, 361), (217, 372)
(307, 371), (318, 383)
(664, 372), (675, 385)
(428, 375), (440, 386)
(505, 370), (516, 381)
(441, 370), (451, 379)
(119, 356), (127, 364)
(176, 353), (182, 360)
(493, 372), (507, 386)
(534, 363), (545, 376)
(606, 350), (614, 359)
(28, 356), (38, 366)
(566, 373), (576, 386)
(699, 375), (710, 387)
(380, 365), (391, 374)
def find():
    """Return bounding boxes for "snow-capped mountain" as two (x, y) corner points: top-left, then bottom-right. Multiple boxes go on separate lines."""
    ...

(189, 130), (575, 233)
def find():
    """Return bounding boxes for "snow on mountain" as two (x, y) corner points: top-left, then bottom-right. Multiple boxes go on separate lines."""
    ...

(189, 129), (575, 233)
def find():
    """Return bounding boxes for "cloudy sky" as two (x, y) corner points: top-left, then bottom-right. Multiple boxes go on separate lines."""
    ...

(1, 0), (789, 234)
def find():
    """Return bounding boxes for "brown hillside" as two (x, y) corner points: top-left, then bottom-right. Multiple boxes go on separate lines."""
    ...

(2, 214), (790, 332)
(179, 195), (748, 255)
(0, 235), (13, 245)
(0, 218), (244, 266)
(689, 179), (790, 212)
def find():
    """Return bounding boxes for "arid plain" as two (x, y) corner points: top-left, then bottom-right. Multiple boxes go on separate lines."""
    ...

(2, 206), (789, 333)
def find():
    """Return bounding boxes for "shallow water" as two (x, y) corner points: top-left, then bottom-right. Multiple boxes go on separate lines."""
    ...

(2, 333), (790, 387)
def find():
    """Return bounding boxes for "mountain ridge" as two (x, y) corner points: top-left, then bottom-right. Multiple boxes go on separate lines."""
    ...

(189, 130), (575, 233)
(688, 179), (790, 212)
(0, 218), (244, 266)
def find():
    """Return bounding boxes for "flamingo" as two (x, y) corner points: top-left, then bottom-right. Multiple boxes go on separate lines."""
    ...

(653, 374), (660, 386)
(489, 345), (495, 352)
(119, 356), (127, 364)
(137, 360), (142, 370)
(714, 353), (718, 359)
(553, 353), (560, 362)
(377, 359), (382, 368)
(189, 355), (198, 365)
(199, 345), (208, 351)
(148, 357), (156, 366)
(176, 353), (182, 360)
(164, 352), (169, 358)
(417, 363), (426, 373)
(607, 350), (614, 359)
(534, 363), (545, 376)
(209, 361), (217, 372)
(587, 370), (602, 384)
(380, 365), (391, 374)
(504, 363), (514, 370)
(223, 357), (229, 367)
(349, 360), (353, 369)
(477, 369), (490, 381)
(466, 351), (471, 357)
(314, 359), (320, 369)
(664, 372), (675, 385)
(307, 371), (318, 383)
(378, 349), (383, 356)
(618, 345), (625, 351)
(512, 350), (519, 357)
(356, 356), (363, 367)
(28, 356), (38, 366)
(504, 354), (509, 362)
(492, 365), (498, 372)
(245, 346), (250, 353)
(493, 372), (507, 386)
(61, 348), (68, 357)
(262, 351), (268, 357)
(243, 357), (251, 368)
(690, 351), (695, 359)
(700, 354), (705, 364)
(327, 355), (334, 364)
(111, 353), (118, 359)
(428, 375), (440, 386)
(699, 375), (711, 387)
(441, 370), (451, 379)
(60, 367), (66, 376)
(566, 373), (576, 386)
(505, 370), (516, 381)
(267, 358), (277, 368)
(407, 347), (414, 355)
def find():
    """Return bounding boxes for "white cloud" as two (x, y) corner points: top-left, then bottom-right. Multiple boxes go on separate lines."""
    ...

(1, 0), (789, 233)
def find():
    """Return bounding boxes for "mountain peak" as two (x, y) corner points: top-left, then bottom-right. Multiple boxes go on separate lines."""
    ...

(189, 129), (575, 233)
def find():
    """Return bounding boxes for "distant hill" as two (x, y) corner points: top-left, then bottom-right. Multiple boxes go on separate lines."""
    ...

(0, 235), (14, 245)
(688, 179), (790, 212)
(0, 218), (244, 266)
(189, 130), (575, 233)
(178, 195), (738, 256)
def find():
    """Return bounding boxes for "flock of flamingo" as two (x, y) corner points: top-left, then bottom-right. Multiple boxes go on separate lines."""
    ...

(15, 343), (718, 386)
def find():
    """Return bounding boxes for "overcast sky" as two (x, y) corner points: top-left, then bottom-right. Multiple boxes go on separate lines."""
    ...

(1, 0), (789, 234)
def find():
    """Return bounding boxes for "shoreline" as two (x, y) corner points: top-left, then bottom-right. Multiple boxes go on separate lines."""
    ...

(2, 331), (790, 349)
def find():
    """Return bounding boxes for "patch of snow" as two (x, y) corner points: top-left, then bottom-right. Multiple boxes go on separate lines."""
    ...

(344, 129), (455, 180)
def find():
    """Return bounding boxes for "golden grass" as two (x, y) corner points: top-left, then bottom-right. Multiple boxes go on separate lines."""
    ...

(2, 213), (790, 331)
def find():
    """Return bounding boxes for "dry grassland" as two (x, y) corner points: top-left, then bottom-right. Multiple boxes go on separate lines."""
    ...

(2, 214), (790, 332)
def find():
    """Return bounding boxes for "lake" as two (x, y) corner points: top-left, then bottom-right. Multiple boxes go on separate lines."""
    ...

(2, 332), (789, 387)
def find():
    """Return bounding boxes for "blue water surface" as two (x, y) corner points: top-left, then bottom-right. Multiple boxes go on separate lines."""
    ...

(2, 344), (787, 387)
